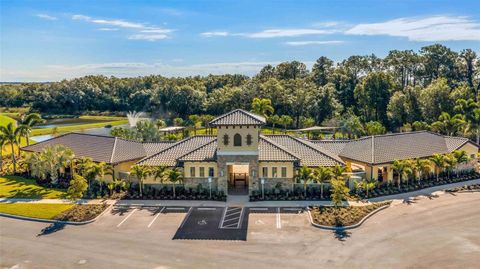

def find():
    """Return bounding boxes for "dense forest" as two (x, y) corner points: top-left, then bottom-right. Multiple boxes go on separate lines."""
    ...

(1, 44), (479, 137)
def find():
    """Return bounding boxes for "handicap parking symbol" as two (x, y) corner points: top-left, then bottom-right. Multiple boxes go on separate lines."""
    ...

(197, 219), (208, 225)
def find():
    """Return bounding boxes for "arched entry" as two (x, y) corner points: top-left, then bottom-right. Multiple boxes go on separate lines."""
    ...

(227, 164), (249, 195)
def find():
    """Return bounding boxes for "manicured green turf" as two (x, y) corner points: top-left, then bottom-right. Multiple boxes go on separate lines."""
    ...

(0, 114), (16, 128)
(31, 116), (128, 136)
(0, 203), (74, 219)
(0, 176), (67, 199)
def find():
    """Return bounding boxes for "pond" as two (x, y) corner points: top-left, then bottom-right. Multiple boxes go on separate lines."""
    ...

(34, 118), (113, 129)
(30, 124), (129, 143)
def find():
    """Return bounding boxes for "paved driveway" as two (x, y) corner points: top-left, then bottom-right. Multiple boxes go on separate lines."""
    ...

(1, 192), (479, 269)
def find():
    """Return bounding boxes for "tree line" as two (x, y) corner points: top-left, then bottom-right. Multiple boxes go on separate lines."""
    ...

(1, 44), (479, 138)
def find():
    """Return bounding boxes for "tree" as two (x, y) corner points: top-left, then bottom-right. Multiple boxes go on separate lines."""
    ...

(0, 133), (5, 173)
(354, 72), (393, 124)
(309, 83), (342, 124)
(296, 166), (313, 197)
(431, 112), (466, 136)
(0, 123), (20, 174)
(420, 78), (455, 122)
(339, 111), (364, 139)
(173, 118), (184, 127)
(67, 174), (88, 200)
(268, 115), (280, 134)
(188, 114), (202, 136)
(452, 150), (470, 175)
(165, 167), (183, 198)
(151, 166), (167, 189)
(311, 56), (334, 86)
(430, 154), (446, 182)
(413, 158), (432, 182)
(420, 44), (458, 84)
(18, 113), (43, 146)
(279, 115), (293, 134)
(365, 121), (386, 135)
(356, 178), (376, 198)
(274, 61), (309, 80)
(130, 165), (150, 197)
(26, 145), (75, 184)
(251, 97), (274, 118)
(391, 160), (412, 189)
(312, 167), (332, 199)
(443, 153), (457, 179)
(330, 178), (350, 208)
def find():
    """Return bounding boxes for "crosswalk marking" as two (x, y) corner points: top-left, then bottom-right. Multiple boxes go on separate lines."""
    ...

(220, 207), (244, 229)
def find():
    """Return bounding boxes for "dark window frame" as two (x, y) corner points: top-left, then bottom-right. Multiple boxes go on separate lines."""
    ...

(234, 133), (242, 146)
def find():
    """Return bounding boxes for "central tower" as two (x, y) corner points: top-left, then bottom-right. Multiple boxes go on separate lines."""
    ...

(209, 109), (266, 195)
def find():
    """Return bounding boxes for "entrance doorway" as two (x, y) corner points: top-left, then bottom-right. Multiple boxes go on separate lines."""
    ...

(227, 164), (249, 195)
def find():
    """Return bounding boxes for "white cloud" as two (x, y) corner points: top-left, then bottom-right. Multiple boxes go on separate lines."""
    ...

(200, 31), (230, 37)
(72, 14), (145, 29)
(242, 28), (333, 38)
(346, 15), (480, 41)
(285, 40), (344, 46)
(140, 29), (174, 34)
(128, 34), (169, 41)
(97, 28), (119, 31)
(36, 14), (58, 21)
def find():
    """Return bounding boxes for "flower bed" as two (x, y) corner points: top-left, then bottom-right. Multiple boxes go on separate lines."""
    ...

(310, 202), (390, 227)
(54, 204), (109, 222)
(123, 184), (227, 201)
(249, 187), (331, 202)
(356, 172), (479, 199)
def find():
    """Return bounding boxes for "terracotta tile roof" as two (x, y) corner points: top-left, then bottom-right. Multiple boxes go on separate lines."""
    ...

(309, 140), (349, 155)
(266, 135), (344, 167)
(21, 133), (146, 164)
(137, 136), (216, 166)
(177, 140), (217, 162)
(209, 109), (266, 126)
(339, 131), (477, 165)
(259, 136), (300, 162)
(142, 142), (176, 157)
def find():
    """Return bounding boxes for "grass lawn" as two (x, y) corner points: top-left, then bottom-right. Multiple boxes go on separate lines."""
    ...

(0, 175), (67, 199)
(0, 114), (16, 127)
(31, 116), (128, 136)
(311, 202), (390, 227)
(0, 203), (74, 219)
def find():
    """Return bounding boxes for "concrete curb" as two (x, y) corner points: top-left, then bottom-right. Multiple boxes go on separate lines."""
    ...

(307, 204), (390, 231)
(0, 203), (114, 225)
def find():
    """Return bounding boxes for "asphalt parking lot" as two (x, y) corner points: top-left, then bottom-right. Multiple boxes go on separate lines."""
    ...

(93, 205), (308, 241)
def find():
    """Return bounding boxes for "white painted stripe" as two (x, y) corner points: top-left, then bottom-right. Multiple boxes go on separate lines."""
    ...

(225, 212), (241, 218)
(284, 208), (303, 211)
(166, 207), (185, 210)
(219, 207), (227, 228)
(237, 207), (244, 229)
(225, 216), (240, 222)
(117, 209), (137, 227)
(147, 207), (164, 228)
(276, 207), (281, 229)
(178, 207), (192, 228)
(198, 208), (217, 211)
(250, 207), (268, 211)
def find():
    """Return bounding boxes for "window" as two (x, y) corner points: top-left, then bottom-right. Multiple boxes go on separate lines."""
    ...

(223, 134), (229, 145)
(199, 167), (205, 177)
(234, 133), (242, 146)
(190, 167), (196, 177)
(281, 167), (287, 178)
(272, 167), (278, 178)
(246, 134), (252, 145)
(262, 167), (268, 178)
(208, 167), (214, 177)
(471, 154), (476, 159)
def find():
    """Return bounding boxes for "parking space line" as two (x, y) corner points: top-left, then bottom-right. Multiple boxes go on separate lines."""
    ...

(117, 208), (137, 228)
(198, 207), (217, 211)
(250, 207), (268, 211)
(178, 207), (192, 228)
(218, 207), (227, 228)
(284, 208), (303, 211)
(166, 207), (185, 210)
(147, 207), (165, 228)
(237, 207), (244, 228)
(276, 207), (281, 229)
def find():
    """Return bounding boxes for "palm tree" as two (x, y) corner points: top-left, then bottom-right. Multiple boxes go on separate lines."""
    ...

(312, 166), (332, 199)
(268, 115), (280, 134)
(443, 153), (457, 179)
(430, 154), (446, 182)
(0, 123), (21, 174)
(165, 167), (183, 198)
(431, 112), (466, 136)
(391, 160), (411, 189)
(251, 97), (274, 118)
(188, 115), (201, 136)
(331, 164), (346, 179)
(0, 133), (5, 173)
(453, 150), (470, 175)
(130, 165), (150, 197)
(414, 158), (432, 182)
(296, 166), (313, 197)
(279, 115), (293, 134)
(18, 113), (43, 146)
(151, 166), (167, 189)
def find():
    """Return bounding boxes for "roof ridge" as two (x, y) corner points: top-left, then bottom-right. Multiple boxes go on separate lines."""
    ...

(136, 136), (196, 164)
(177, 139), (217, 160)
(110, 137), (118, 163)
(290, 136), (344, 164)
(209, 109), (265, 126)
(260, 135), (300, 160)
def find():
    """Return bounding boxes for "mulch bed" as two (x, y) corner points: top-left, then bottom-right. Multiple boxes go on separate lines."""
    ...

(310, 202), (390, 227)
(54, 204), (109, 222)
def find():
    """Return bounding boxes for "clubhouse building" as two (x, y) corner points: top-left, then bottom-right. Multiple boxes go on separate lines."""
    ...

(22, 109), (479, 195)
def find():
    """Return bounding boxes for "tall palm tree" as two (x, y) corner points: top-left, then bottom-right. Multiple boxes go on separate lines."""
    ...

(268, 115), (280, 134)
(296, 166), (313, 197)
(151, 166), (167, 189)
(251, 97), (274, 118)
(443, 153), (457, 179)
(165, 167), (183, 198)
(414, 158), (432, 182)
(130, 165), (150, 197)
(312, 166), (332, 199)
(430, 154), (446, 182)
(279, 115), (293, 134)
(331, 164), (346, 179)
(391, 160), (411, 189)
(431, 112), (466, 136)
(18, 113), (43, 146)
(0, 133), (5, 173)
(453, 150), (470, 175)
(0, 123), (21, 174)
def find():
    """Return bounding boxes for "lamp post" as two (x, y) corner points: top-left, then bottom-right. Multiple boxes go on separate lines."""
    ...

(261, 178), (265, 200)
(208, 177), (212, 199)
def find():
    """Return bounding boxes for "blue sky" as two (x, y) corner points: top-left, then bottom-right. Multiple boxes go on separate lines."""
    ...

(1, 0), (479, 82)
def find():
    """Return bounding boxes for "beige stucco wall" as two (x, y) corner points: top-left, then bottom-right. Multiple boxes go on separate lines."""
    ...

(183, 161), (218, 178)
(217, 125), (259, 152)
(258, 161), (295, 179)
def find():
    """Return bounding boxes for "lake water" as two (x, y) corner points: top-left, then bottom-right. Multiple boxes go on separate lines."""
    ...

(30, 124), (129, 142)
(34, 118), (112, 129)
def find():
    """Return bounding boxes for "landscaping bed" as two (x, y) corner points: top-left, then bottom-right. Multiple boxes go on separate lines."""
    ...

(0, 203), (74, 219)
(310, 202), (390, 227)
(123, 184), (227, 201)
(445, 184), (480, 193)
(54, 204), (109, 222)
